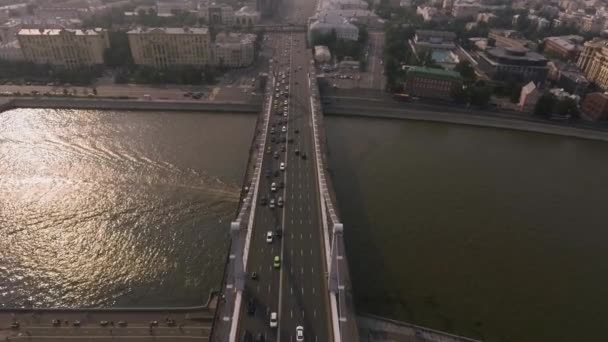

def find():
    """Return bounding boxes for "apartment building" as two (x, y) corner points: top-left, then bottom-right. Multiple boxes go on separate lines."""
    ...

(577, 38), (608, 90)
(213, 32), (255, 67)
(127, 27), (211, 68)
(17, 28), (109, 68)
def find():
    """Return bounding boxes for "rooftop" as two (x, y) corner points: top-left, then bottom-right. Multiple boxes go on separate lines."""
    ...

(127, 27), (209, 34)
(415, 30), (457, 40)
(18, 28), (105, 36)
(485, 47), (547, 63)
(407, 66), (462, 80)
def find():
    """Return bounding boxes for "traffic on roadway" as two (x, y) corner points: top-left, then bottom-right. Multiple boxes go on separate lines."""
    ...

(237, 32), (331, 342)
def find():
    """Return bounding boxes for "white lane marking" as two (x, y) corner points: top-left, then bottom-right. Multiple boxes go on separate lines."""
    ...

(309, 233), (312, 239)
(301, 267), (304, 274)
(261, 247), (264, 253)
(300, 219), (303, 224)
(310, 249), (313, 256)
(300, 249), (303, 256)
(268, 284), (271, 293)
(257, 285), (260, 293)
(312, 266), (314, 274)
(314, 309), (317, 318)
(301, 288), (304, 295)
(300, 234), (303, 240)
(291, 287), (293, 294)
(291, 309), (293, 318)
(312, 287), (315, 294)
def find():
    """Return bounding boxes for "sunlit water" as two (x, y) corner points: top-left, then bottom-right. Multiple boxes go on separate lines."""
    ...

(0, 108), (255, 308)
(326, 116), (608, 342)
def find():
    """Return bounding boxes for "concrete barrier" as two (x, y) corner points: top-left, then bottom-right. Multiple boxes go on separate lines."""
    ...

(1, 97), (261, 114)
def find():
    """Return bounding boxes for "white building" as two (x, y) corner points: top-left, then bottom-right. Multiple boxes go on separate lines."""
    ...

(17, 28), (109, 68)
(199, 2), (234, 25)
(314, 45), (331, 63)
(127, 27), (211, 67)
(234, 6), (260, 26)
(0, 40), (23, 61)
(417, 6), (440, 21)
(213, 32), (256, 67)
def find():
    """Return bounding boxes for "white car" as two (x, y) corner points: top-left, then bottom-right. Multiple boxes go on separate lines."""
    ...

(269, 199), (275, 208)
(280, 162), (285, 171)
(271, 182), (277, 192)
(281, 126), (287, 133)
(270, 312), (278, 328)
(266, 231), (273, 243)
(296, 326), (304, 341)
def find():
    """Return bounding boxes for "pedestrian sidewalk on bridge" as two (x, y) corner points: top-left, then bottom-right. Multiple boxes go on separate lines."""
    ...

(358, 314), (483, 342)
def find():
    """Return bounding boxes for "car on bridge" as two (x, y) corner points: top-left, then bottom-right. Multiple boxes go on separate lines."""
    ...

(280, 162), (285, 171)
(269, 312), (278, 328)
(273, 256), (281, 269)
(271, 182), (277, 192)
(296, 326), (304, 341)
(266, 231), (273, 243)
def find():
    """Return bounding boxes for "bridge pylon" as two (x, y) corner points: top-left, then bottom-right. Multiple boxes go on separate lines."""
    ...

(328, 223), (343, 293)
(230, 221), (245, 292)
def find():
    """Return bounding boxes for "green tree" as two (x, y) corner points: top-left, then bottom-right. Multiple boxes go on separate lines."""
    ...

(454, 61), (475, 81)
(534, 93), (557, 117)
(103, 30), (133, 67)
(450, 84), (469, 104)
(555, 97), (579, 117)
(469, 85), (492, 106)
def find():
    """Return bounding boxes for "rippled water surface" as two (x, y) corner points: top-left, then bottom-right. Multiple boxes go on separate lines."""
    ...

(326, 117), (608, 342)
(0, 109), (255, 308)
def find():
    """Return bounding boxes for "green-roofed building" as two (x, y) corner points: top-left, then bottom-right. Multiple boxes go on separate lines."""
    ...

(405, 66), (463, 100)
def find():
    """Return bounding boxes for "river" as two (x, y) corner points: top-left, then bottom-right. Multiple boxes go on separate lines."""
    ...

(3, 108), (608, 341)
(325, 116), (608, 342)
(0, 108), (255, 308)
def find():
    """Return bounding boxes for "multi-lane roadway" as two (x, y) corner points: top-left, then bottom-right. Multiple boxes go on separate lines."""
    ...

(236, 32), (331, 342)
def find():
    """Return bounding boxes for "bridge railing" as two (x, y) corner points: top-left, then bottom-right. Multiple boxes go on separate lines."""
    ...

(307, 60), (359, 342)
(210, 72), (275, 342)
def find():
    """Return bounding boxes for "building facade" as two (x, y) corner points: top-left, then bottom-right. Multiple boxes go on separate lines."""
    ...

(404, 66), (462, 100)
(199, 3), (235, 25)
(17, 28), (109, 68)
(234, 6), (260, 26)
(0, 40), (23, 61)
(477, 47), (548, 83)
(581, 92), (608, 121)
(0, 20), (22, 44)
(577, 38), (608, 90)
(127, 27), (211, 68)
(518, 81), (540, 112)
(213, 32), (255, 67)
(543, 36), (583, 61)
